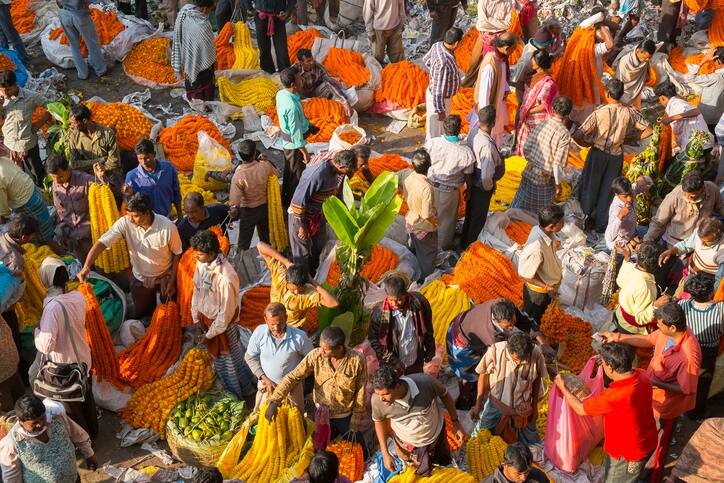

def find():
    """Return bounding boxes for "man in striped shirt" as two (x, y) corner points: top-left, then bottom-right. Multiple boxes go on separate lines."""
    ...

(424, 28), (463, 140)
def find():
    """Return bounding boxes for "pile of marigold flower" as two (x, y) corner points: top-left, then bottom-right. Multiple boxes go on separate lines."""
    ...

(374, 60), (429, 109)
(124, 37), (179, 86)
(505, 220), (533, 244)
(420, 280), (471, 350)
(267, 98), (348, 143)
(287, 28), (324, 60)
(14, 244), (56, 330)
(327, 244), (399, 286)
(367, 153), (411, 178)
(49, 8), (123, 57)
(323, 48), (370, 88)
(216, 22), (235, 70)
(0, 52), (15, 71)
(338, 130), (362, 145)
(391, 466), (476, 482)
(11, 0), (36, 34)
(79, 283), (121, 384)
(553, 27), (605, 106)
(540, 301), (595, 373)
(326, 440), (365, 482)
(491, 156), (527, 211)
(239, 286), (271, 329)
(218, 76), (279, 112)
(87, 102), (152, 151)
(451, 88), (474, 135)
(448, 241), (524, 305)
(466, 429), (508, 480)
(158, 115), (229, 172)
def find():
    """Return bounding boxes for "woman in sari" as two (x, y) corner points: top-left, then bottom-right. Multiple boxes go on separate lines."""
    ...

(615, 39), (656, 108)
(515, 50), (558, 156)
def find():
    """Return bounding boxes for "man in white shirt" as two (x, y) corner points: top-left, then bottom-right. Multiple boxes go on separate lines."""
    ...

(79, 192), (183, 318)
(656, 81), (714, 154)
(363, 0), (405, 65)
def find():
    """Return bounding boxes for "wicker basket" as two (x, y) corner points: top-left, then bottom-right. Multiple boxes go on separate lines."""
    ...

(165, 419), (230, 467)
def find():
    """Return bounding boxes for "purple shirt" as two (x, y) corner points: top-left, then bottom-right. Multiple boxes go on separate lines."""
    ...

(52, 170), (95, 242)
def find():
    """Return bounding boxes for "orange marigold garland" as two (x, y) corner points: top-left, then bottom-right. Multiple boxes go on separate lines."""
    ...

(374, 60), (429, 109)
(158, 115), (230, 172)
(327, 244), (399, 286)
(710, 9), (724, 47)
(239, 286), (271, 329)
(216, 22), (236, 70)
(123, 37), (179, 86)
(11, 0), (36, 34)
(267, 98), (348, 143)
(79, 283), (121, 385)
(444, 412), (467, 451)
(323, 48), (371, 88)
(367, 153), (412, 178)
(49, 8), (123, 57)
(553, 27), (605, 106)
(287, 28), (324, 62)
(668, 46), (688, 73)
(540, 301), (595, 373)
(507, 10), (524, 65)
(505, 220), (533, 244)
(326, 440), (365, 481)
(86, 102), (152, 151)
(451, 88), (474, 135)
(684, 53), (724, 73)
(454, 26), (479, 72)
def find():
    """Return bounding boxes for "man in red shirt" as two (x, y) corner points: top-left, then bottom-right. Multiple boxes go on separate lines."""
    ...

(598, 302), (702, 481)
(555, 342), (657, 483)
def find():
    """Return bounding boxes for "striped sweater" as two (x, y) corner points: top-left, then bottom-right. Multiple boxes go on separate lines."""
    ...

(678, 299), (724, 348)
(171, 4), (216, 84)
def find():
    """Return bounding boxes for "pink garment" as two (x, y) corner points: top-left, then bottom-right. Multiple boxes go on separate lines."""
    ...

(515, 75), (558, 156)
(257, 11), (281, 36)
(34, 291), (92, 368)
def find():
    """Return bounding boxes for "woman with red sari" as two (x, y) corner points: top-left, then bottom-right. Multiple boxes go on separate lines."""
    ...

(515, 51), (559, 156)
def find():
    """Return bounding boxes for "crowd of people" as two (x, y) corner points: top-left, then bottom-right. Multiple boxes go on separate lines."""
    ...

(0, 0), (723, 480)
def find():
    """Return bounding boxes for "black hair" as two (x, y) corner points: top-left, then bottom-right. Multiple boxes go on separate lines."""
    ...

(125, 192), (153, 215)
(46, 154), (70, 174)
(333, 150), (357, 170)
(0, 69), (16, 88)
(70, 103), (91, 121)
(297, 48), (313, 62)
(654, 81), (677, 99)
(478, 105), (497, 128)
(507, 332), (533, 360)
(383, 275), (408, 299)
(320, 325), (346, 348)
(604, 77), (625, 101)
(503, 442), (533, 472)
(681, 170), (704, 193)
(715, 47), (724, 61)
(238, 139), (258, 162)
(190, 229), (220, 255)
(285, 263), (308, 286)
(611, 176), (633, 195)
(654, 302), (687, 332)
(352, 144), (371, 162)
(552, 96), (573, 116)
(538, 205), (564, 227)
(184, 191), (205, 207)
(191, 467), (223, 483)
(411, 148), (431, 175)
(636, 242), (662, 273)
(7, 214), (39, 239)
(444, 27), (464, 45)
(638, 39), (656, 55)
(194, 0), (214, 8)
(493, 32), (517, 48)
(698, 217), (723, 239)
(443, 114), (462, 137)
(134, 139), (155, 155)
(684, 272), (715, 303)
(533, 49), (553, 70)
(372, 365), (400, 391)
(599, 342), (635, 373)
(491, 299), (517, 322)
(308, 451), (340, 483)
(264, 302), (287, 318)
(280, 66), (299, 88)
(14, 394), (45, 422)
(52, 264), (69, 288)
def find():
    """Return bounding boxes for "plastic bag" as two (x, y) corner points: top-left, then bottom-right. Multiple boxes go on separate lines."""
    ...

(373, 451), (403, 483)
(191, 131), (232, 191)
(329, 124), (367, 151)
(92, 376), (132, 412)
(0, 262), (21, 312)
(116, 319), (146, 349)
(544, 356), (605, 473)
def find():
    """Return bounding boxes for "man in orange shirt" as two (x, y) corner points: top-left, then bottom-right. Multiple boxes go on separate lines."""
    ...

(598, 302), (702, 481)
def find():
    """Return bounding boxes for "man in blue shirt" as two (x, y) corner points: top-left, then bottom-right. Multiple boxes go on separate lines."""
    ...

(176, 192), (229, 251)
(123, 139), (182, 219)
(244, 302), (313, 409)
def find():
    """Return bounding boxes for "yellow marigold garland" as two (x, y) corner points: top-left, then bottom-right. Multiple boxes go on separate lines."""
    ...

(232, 22), (260, 70)
(466, 428), (508, 480)
(218, 76), (279, 112)
(89, 183), (130, 273)
(420, 280), (471, 355)
(267, 175), (288, 251)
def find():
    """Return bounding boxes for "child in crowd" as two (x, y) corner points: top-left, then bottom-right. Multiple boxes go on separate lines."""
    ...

(604, 176), (651, 252)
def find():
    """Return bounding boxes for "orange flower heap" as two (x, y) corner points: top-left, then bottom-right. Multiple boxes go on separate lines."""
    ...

(287, 28), (324, 61)
(216, 22), (236, 70)
(454, 27), (479, 72)
(123, 37), (179, 86)
(267, 98), (348, 143)
(553, 27), (605, 106)
(239, 286), (271, 329)
(326, 440), (365, 481)
(505, 220), (533, 244)
(374, 60), (429, 109)
(0, 52), (15, 71)
(540, 301), (595, 373)
(49, 9), (124, 57)
(87, 102), (152, 151)
(158, 115), (230, 172)
(449, 241), (524, 305)
(323, 48), (371, 88)
(11, 0), (36, 34)
(367, 153), (412, 178)
(79, 283), (121, 385)
(451, 88), (474, 135)
(338, 130), (362, 144)
(327, 244), (399, 286)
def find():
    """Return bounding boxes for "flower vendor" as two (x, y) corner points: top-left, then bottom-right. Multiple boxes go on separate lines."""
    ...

(177, 192), (229, 251)
(615, 40), (656, 108)
(123, 139), (182, 220)
(424, 114), (475, 251)
(604, 176), (650, 252)
(371, 365), (466, 476)
(254, 0), (295, 74)
(35, 257), (97, 438)
(67, 104), (121, 189)
(471, 332), (547, 444)
(190, 229), (256, 405)
(266, 326), (368, 441)
(659, 217), (724, 285)
(47, 154), (113, 262)
(363, 0), (406, 65)
(0, 70), (50, 186)
(0, 395), (98, 482)
(277, 66), (312, 208)
(463, 0), (513, 83)
(402, 149), (439, 281)
(257, 241), (338, 331)
(683, 48), (724, 128)
(472, 33), (516, 145)
(599, 303), (701, 481)
(79, 192), (183, 319)
(517, 205), (564, 323)
(463, 106), (503, 250)
(369, 274), (435, 375)
(573, 78), (652, 232)
(424, 28), (463, 141)
(228, 140), (278, 250)
(554, 342), (658, 483)
(245, 302), (314, 410)
(289, 150), (356, 275)
(171, 0), (216, 102)
(57, 0), (107, 80)
(511, 96), (572, 216)
(483, 443), (550, 483)
(447, 298), (551, 410)
(294, 49), (351, 115)
(678, 274), (724, 420)
(655, 81), (714, 155)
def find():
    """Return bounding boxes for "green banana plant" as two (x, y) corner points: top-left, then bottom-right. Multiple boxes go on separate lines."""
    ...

(320, 171), (402, 345)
